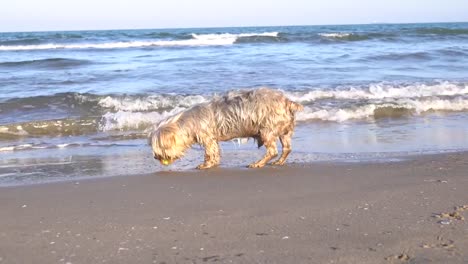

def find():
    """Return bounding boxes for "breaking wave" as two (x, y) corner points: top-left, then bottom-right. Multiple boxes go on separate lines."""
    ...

(285, 82), (468, 102)
(1, 82), (468, 140)
(2, 23), (468, 52)
(297, 97), (468, 122)
(96, 94), (208, 112)
(318, 32), (375, 41)
(99, 107), (186, 132)
(0, 32), (280, 51)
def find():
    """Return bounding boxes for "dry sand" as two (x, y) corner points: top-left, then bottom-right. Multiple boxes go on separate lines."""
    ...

(0, 152), (467, 264)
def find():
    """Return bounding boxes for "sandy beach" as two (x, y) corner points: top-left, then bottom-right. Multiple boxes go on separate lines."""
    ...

(0, 152), (467, 264)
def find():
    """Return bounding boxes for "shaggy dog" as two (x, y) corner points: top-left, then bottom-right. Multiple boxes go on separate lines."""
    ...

(149, 87), (303, 169)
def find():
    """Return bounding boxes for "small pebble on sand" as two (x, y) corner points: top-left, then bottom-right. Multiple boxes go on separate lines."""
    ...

(438, 220), (451, 225)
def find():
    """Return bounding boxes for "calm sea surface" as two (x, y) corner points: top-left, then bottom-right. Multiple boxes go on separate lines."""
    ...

(1, 23), (468, 185)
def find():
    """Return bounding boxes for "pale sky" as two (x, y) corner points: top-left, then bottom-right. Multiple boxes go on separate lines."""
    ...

(1, 0), (467, 32)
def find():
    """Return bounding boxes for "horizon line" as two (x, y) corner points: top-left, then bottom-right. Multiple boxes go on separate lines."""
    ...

(1, 21), (467, 34)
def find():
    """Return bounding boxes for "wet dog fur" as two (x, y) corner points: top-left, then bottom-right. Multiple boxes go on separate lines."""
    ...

(149, 87), (303, 169)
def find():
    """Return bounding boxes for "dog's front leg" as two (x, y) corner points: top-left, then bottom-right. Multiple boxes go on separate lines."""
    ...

(197, 139), (220, 169)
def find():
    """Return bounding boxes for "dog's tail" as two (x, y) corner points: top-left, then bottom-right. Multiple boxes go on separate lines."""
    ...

(288, 100), (304, 112)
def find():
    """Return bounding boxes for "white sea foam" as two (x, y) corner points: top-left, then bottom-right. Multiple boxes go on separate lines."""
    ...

(319, 33), (352, 38)
(94, 83), (468, 128)
(192, 32), (278, 43)
(0, 143), (43, 152)
(94, 82), (468, 114)
(297, 97), (468, 122)
(0, 41), (213, 51)
(298, 105), (377, 122)
(98, 95), (207, 111)
(0, 146), (16, 152)
(97, 95), (468, 130)
(403, 97), (468, 113)
(99, 107), (186, 131)
(0, 32), (279, 51)
(285, 82), (468, 102)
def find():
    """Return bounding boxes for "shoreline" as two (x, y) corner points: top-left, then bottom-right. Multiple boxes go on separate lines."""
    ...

(1, 152), (467, 263)
(1, 139), (468, 187)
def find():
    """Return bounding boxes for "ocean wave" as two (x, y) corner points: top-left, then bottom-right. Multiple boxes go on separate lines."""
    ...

(414, 27), (468, 36)
(142, 32), (187, 39)
(99, 108), (186, 132)
(363, 47), (468, 61)
(0, 92), (206, 117)
(319, 33), (352, 38)
(0, 41), (174, 51)
(191, 32), (280, 44)
(4, 82), (465, 114)
(0, 32), (280, 51)
(0, 38), (42, 46)
(2, 82), (468, 138)
(0, 118), (99, 139)
(318, 32), (375, 41)
(100, 96), (468, 129)
(0, 143), (74, 153)
(2, 25), (468, 52)
(2, 82), (467, 111)
(0, 31), (390, 51)
(96, 94), (208, 111)
(297, 97), (468, 122)
(0, 58), (92, 69)
(285, 82), (468, 102)
(364, 51), (432, 61)
(2, 95), (467, 139)
(0, 141), (140, 153)
(435, 47), (468, 57)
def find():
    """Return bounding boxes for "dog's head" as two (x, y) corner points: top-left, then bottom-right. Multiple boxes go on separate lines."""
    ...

(149, 124), (190, 166)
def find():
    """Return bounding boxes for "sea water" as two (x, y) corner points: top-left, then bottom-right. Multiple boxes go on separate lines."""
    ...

(1, 23), (468, 185)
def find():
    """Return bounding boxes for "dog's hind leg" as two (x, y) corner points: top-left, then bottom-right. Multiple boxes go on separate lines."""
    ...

(248, 132), (278, 168)
(271, 130), (293, 166)
(197, 139), (220, 170)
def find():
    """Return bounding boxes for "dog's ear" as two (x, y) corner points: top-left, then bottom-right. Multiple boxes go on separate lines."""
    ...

(288, 101), (304, 112)
(159, 125), (180, 148)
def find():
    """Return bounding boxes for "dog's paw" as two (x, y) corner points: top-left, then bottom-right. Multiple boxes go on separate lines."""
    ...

(271, 160), (285, 166)
(248, 162), (265, 168)
(196, 163), (216, 170)
(196, 164), (210, 170)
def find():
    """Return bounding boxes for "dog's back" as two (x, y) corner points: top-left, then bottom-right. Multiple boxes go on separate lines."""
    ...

(210, 87), (303, 141)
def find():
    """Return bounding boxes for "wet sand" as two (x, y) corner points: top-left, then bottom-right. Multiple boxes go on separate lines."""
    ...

(0, 152), (467, 264)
